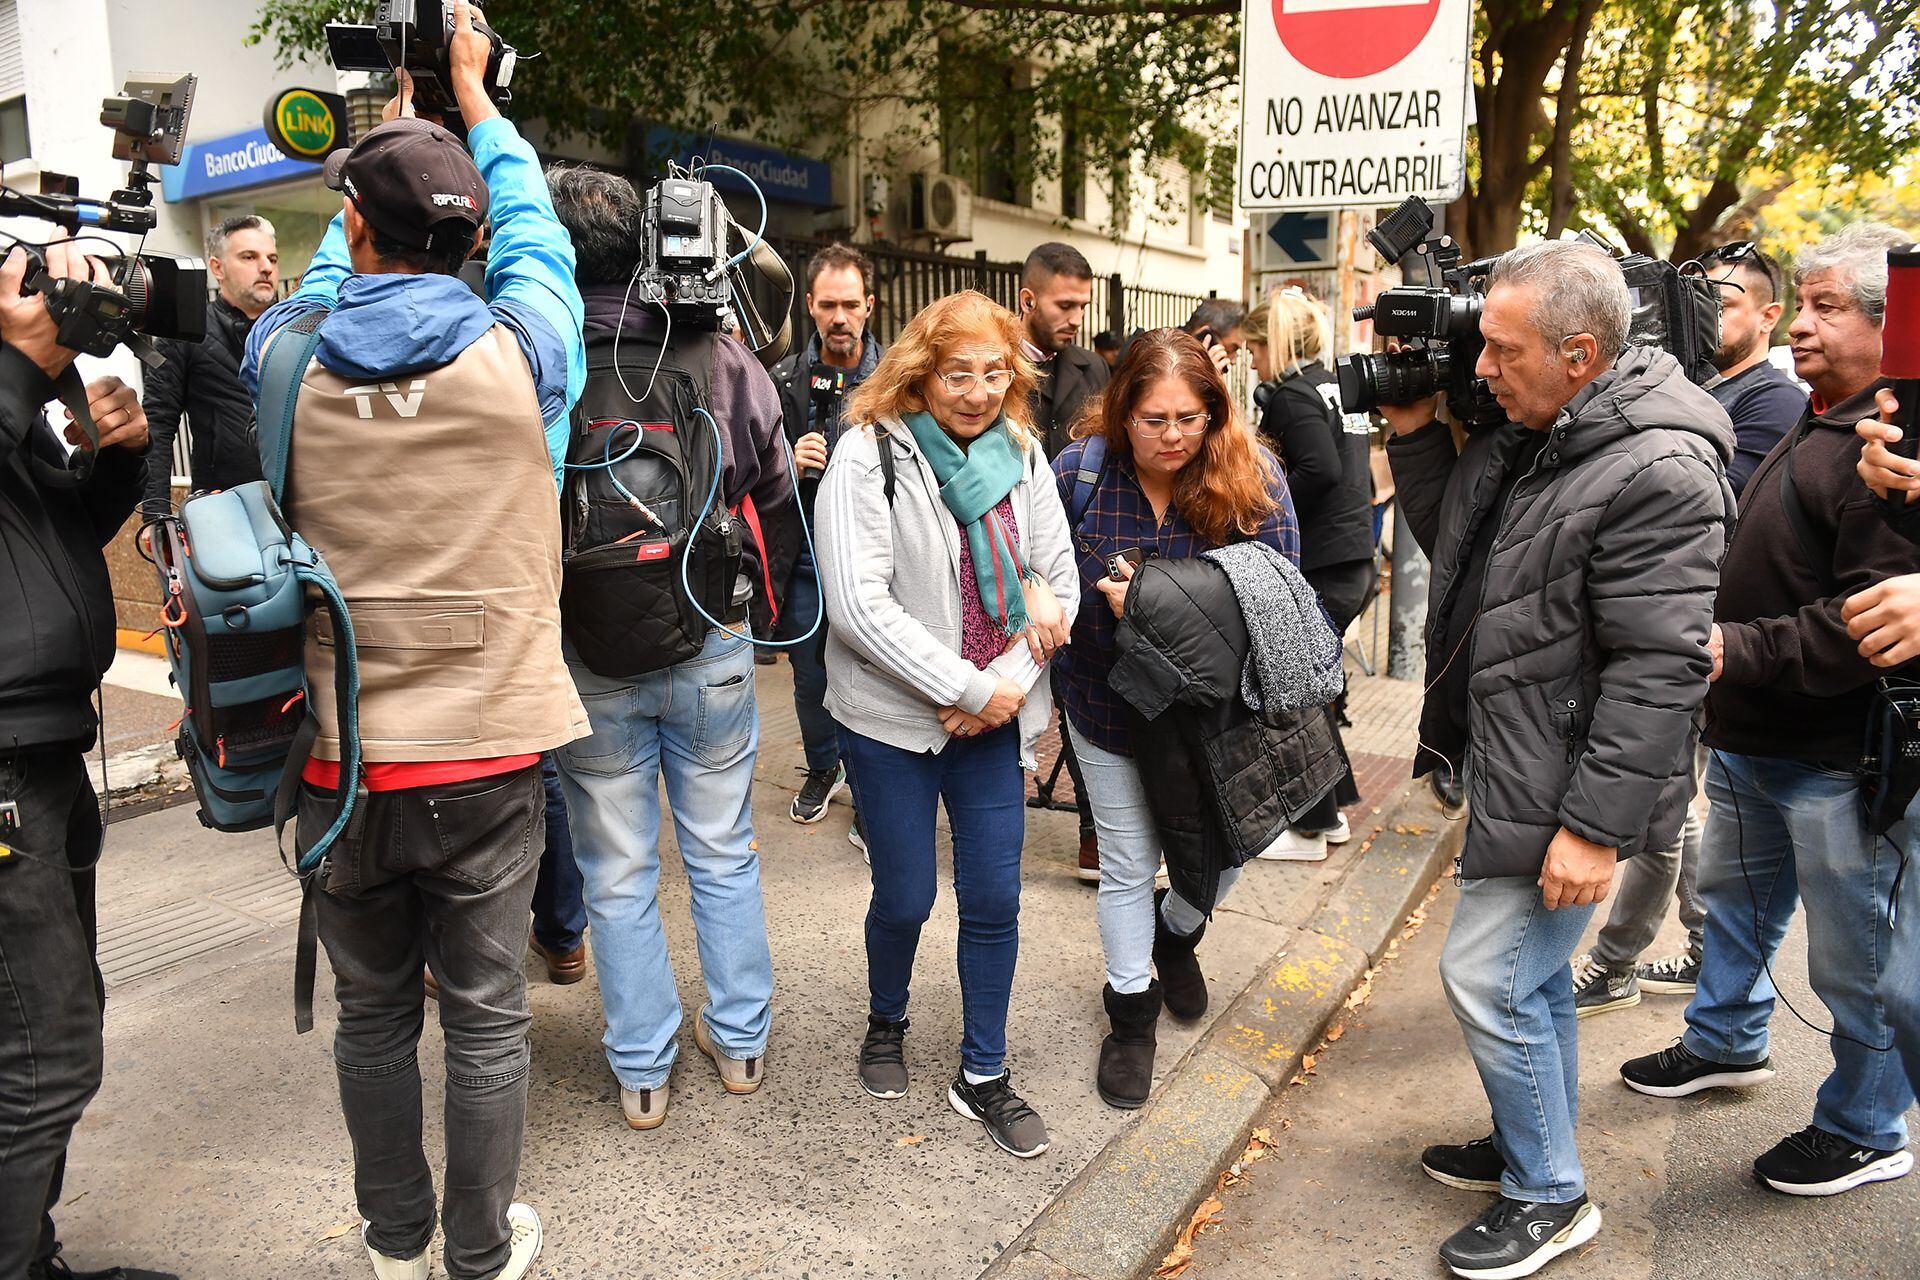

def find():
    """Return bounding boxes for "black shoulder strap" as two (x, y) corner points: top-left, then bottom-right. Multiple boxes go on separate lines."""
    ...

(878, 428), (898, 507)
(1777, 427), (1841, 597)
(255, 309), (330, 502)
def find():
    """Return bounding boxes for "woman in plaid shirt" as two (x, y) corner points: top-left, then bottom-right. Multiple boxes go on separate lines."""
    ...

(1050, 328), (1302, 1110)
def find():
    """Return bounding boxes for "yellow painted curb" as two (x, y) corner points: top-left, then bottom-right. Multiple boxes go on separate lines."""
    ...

(117, 628), (167, 657)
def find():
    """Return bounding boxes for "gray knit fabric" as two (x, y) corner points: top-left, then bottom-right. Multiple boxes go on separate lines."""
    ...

(1201, 542), (1344, 714)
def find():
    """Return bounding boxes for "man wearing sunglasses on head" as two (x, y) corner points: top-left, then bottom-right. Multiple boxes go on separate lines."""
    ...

(1699, 242), (1807, 498)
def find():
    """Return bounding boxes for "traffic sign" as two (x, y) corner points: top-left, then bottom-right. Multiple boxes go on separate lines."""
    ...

(1238, 0), (1471, 210)
(1263, 211), (1333, 266)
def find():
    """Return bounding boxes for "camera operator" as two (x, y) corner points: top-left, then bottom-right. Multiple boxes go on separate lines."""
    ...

(769, 244), (884, 835)
(1619, 220), (1920, 1201)
(0, 244), (176, 1280)
(237, 4), (585, 1276)
(1382, 240), (1733, 1278)
(137, 215), (277, 516)
(1019, 242), (1108, 879)
(1566, 241), (1808, 1019)
(544, 163), (787, 1132)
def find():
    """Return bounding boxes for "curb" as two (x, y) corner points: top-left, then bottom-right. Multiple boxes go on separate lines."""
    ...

(983, 780), (1465, 1280)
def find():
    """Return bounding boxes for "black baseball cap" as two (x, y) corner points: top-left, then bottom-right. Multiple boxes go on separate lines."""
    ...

(322, 118), (488, 253)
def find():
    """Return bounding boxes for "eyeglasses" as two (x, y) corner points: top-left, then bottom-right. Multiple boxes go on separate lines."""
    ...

(1129, 413), (1211, 437)
(937, 369), (1016, 395)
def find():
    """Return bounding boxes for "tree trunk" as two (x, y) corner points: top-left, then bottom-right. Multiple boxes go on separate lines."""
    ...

(1461, 0), (1588, 257)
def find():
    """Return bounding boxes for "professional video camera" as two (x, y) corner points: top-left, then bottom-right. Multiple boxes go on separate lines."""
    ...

(1336, 197), (1722, 427)
(0, 73), (207, 368)
(632, 167), (793, 364)
(326, 0), (517, 134)
(1336, 200), (1501, 427)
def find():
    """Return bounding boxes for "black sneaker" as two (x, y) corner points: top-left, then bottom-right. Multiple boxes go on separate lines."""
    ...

(1422, 1134), (1507, 1193)
(948, 1071), (1050, 1158)
(1439, 1195), (1600, 1279)
(1429, 769), (1467, 821)
(1634, 952), (1700, 995)
(1620, 1039), (1774, 1098)
(1753, 1124), (1915, 1196)
(1571, 954), (1640, 1019)
(791, 762), (846, 824)
(858, 1014), (909, 1100)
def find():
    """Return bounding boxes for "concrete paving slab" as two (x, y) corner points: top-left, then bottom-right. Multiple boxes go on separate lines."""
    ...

(53, 656), (1434, 1280)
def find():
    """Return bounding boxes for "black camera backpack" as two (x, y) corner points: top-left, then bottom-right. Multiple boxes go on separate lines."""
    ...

(1619, 254), (1722, 386)
(560, 326), (744, 679)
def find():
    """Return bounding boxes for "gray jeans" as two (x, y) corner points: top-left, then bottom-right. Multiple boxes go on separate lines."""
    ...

(1591, 750), (1707, 971)
(302, 765), (543, 1280)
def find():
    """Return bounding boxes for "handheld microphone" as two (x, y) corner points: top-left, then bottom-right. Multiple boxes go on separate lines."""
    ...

(804, 362), (846, 478)
(1883, 245), (1920, 459)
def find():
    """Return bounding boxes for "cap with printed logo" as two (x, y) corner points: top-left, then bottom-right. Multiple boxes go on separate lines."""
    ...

(322, 118), (488, 253)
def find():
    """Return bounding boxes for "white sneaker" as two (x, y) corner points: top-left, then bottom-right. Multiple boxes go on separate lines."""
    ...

(849, 819), (869, 866)
(363, 1224), (429, 1280)
(1321, 814), (1352, 845)
(480, 1203), (543, 1280)
(1256, 828), (1329, 862)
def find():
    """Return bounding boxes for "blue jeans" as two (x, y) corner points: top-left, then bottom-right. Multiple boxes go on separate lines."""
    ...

(1440, 874), (1597, 1203)
(555, 630), (774, 1091)
(777, 545), (840, 774)
(530, 755), (586, 954)
(840, 724), (1026, 1078)
(1067, 722), (1241, 993)
(1684, 751), (1913, 1150)
(1885, 791), (1920, 1103)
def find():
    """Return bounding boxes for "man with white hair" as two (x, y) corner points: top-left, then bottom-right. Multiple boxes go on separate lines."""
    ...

(1382, 239), (1736, 1278)
(1621, 220), (1920, 1199)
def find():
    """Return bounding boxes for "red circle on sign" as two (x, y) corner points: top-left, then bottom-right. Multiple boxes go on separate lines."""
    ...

(1272, 0), (1444, 80)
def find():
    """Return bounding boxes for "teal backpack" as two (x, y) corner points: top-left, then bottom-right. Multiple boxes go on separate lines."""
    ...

(145, 308), (362, 1031)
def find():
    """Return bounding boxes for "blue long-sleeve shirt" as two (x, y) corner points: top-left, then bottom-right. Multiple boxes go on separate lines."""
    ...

(242, 115), (585, 487)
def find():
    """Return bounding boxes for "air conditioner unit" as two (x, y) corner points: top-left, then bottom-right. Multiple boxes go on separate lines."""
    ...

(909, 171), (973, 242)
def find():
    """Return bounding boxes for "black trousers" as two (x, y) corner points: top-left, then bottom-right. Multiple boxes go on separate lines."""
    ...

(0, 748), (105, 1273)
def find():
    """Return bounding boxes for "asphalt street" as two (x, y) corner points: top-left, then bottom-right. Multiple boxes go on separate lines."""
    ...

(1182, 879), (1920, 1279)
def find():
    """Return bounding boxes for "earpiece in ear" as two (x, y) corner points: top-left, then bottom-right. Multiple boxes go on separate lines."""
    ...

(1567, 347), (1588, 364)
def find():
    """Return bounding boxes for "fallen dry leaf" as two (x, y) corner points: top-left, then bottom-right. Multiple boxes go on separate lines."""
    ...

(320, 1220), (358, 1241)
(1324, 1023), (1345, 1043)
(896, 1134), (926, 1146)
(1154, 1195), (1225, 1277)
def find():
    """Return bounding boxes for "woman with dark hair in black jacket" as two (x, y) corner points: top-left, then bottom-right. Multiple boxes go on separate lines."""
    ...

(1243, 289), (1373, 854)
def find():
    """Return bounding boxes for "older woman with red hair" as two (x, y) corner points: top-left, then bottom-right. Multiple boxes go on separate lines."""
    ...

(816, 289), (1079, 1159)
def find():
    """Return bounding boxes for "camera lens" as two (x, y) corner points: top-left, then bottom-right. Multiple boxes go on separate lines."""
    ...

(1336, 348), (1446, 413)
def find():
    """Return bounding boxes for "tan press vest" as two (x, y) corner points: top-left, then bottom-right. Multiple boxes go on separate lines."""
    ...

(277, 323), (588, 762)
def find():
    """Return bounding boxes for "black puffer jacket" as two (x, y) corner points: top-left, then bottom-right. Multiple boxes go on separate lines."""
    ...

(1388, 346), (1735, 879)
(140, 296), (264, 515)
(0, 348), (145, 750)
(1110, 556), (1344, 909)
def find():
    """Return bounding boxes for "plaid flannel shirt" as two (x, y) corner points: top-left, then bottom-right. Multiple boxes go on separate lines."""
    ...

(1051, 436), (1301, 756)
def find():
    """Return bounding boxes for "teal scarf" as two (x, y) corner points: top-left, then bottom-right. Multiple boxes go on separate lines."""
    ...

(900, 410), (1031, 636)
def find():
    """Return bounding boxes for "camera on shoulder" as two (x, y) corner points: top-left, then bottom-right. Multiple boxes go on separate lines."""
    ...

(326, 0), (517, 134)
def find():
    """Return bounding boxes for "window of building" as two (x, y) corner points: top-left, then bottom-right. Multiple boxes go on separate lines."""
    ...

(0, 0), (25, 165)
(939, 45), (1024, 206)
(0, 99), (28, 166)
(1061, 111), (1086, 221)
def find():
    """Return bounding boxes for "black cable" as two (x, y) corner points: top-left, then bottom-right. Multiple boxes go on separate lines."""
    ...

(1712, 745), (1896, 1054)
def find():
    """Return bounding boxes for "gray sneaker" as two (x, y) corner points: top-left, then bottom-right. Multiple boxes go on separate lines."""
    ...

(948, 1071), (1050, 1158)
(1572, 952), (1640, 1018)
(1635, 952), (1700, 995)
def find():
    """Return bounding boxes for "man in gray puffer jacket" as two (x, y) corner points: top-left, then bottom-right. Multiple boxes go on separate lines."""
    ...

(1382, 241), (1735, 1280)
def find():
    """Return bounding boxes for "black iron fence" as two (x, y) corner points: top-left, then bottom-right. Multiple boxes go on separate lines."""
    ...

(769, 236), (1213, 351)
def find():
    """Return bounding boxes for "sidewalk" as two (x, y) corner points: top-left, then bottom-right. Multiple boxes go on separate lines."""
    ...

(57, 642), (1444, 1280)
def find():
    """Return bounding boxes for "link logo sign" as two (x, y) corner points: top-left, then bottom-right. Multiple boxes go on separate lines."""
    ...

(1238, 0), (1470, 211)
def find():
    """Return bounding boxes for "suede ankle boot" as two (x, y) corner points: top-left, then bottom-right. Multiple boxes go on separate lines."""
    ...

(1153, 887), (1209, 1021)
(1098, 981), (1163, 1109)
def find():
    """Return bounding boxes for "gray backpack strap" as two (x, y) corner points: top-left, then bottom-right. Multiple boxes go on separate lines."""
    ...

(255, 309), (330, 502)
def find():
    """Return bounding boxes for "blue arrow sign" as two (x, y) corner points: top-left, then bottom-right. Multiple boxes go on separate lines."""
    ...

(1267, 211), (1331, 263)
